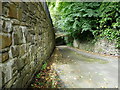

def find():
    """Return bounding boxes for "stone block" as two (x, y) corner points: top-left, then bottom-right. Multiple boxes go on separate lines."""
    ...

(21, 12), (28, 22)
(22, 74), (31, 88)
(26, 33), (32, 43)
(20, 65), (30, 77)
(31, 45), (36, 55)
(19, 2), (28, 11)
(0, 64), (2, 88)
(28, 29), (35, 35)
(29, 61), (35, 73)
(11, 76), (23, 88)
(4, 76), (17, 88)
(35, 25), (41, 35)
(19, 45), (26, 57)
(2, 60), (14, 84)
(34, 34), (39, 42)
(11, 59), (18, 76)
(25, 44), (29, 53)
(1, 2), (55, 88)
(12, 19), (20, 25)
(0, 19), (3, 31)
(10, 46), (19, 58)
(73, 39), (79, 48)
(13, 28), (24, 45)
(0, 2), (2, 16)
(10, 73), (21, 88)
(19, 69), (31, 87)
(20, 26), (27, 43)
(24, 54), (29, 65)
(12, 32), (19, 45)
(8, 3), (17, 18)
(17, 9), (22, 21)
(2, 4), (9, 16)
(2, 20), (12, 33)
(16, 57), (25, 70)
(0, 52), (9, 63)
(0, 34), (12, 49)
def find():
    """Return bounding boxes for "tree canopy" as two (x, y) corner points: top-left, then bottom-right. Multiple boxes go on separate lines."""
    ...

(48, 2), (120, 48)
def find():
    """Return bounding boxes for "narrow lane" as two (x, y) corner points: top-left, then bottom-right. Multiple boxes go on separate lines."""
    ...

(52, 46), (118, 88)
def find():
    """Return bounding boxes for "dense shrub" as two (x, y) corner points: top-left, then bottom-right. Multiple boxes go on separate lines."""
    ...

(48, 2), (120, 48)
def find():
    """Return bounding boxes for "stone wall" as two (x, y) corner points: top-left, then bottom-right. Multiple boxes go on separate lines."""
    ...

(0, 2), (55, 88)
(94, 39), (119, 56)
(73, 39), (119, 56)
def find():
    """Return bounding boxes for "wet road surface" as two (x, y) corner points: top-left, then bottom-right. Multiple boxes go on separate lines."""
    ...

(52, 46), (118, 88)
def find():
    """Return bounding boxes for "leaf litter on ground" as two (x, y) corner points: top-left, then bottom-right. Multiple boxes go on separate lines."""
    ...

(29, 48), (65, 88)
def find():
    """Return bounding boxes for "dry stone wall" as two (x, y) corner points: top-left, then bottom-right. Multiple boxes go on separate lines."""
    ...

(0, 2), (55, 88)
(73, 39), (119, 56)
(94, 39), (119, 56)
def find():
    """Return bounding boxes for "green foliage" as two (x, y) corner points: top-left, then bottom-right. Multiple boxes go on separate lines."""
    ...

(98, 2), (120, 48)
(41, 62), (47, 70)
(57, 2), (101, 39)
(48, 2), (120, 48)
(36, 73), (41, 78)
